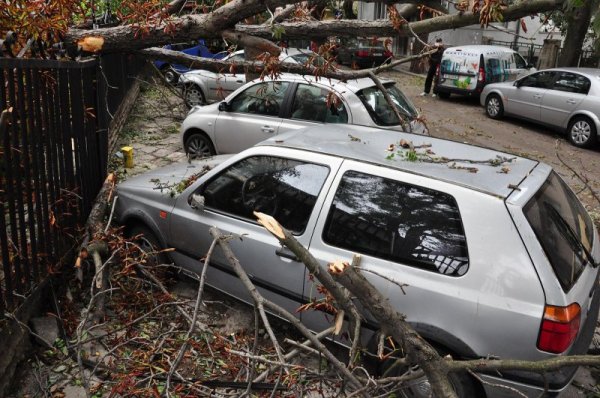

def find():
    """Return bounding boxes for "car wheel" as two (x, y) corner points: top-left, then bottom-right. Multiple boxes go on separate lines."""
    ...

(485, 94), (503, 119)
(184, 132), (216, 159)
(163, 67), (179, 85)
(183, 84), (206, 108)
(377, 344), (483, 398)
(568, 116), (597, 148)
(436, 91), (451, 99)
(128, 224), (169, 268)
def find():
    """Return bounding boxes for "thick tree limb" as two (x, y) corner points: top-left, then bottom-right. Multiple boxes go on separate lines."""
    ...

(235, 0), (566, 39)
(65, 0), (565, 53)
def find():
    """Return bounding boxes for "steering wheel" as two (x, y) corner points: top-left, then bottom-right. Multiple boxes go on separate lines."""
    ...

(241, 175), (279, 216)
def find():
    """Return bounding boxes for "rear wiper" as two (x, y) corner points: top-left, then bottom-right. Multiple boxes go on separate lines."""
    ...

(545, 202), (599, 268)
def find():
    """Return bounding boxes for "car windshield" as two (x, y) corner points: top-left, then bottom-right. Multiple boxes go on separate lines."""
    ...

(524, 171), (596, 291)
(356, 83), (418, 126)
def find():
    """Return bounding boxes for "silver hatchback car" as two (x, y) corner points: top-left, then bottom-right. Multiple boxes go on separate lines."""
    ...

(481, 67), (600, 148)
(115, 125), (600, 397)
(181, 74), (425, 158)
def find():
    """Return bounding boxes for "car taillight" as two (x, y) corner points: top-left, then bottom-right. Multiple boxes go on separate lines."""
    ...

(537, 303), (581, 354)
(478, 66), (485, 83)
(356, 50), (369, 57)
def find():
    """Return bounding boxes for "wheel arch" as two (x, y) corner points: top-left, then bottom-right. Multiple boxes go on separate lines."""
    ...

(565, 110), (600, 132)
(121, 211), (168, 249)
(182, 127), (216, 154)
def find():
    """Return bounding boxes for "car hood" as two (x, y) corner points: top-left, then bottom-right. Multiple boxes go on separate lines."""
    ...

(118, 155), (231, 190)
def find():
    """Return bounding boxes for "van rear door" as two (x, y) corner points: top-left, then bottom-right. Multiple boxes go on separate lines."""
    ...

(438, 49), (479, 92)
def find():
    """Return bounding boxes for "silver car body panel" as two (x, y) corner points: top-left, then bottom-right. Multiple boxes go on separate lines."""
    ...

(481, 67), (600, 133)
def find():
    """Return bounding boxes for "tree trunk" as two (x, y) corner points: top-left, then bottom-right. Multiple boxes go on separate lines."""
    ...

(557, 0), (599, 66)
(410, 33), (429, 73)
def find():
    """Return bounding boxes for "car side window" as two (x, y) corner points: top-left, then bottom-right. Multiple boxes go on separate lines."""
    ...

(323, 171), (469, 276)
(290, 84), (348, 124)
(519, 71), (555, 89)
(229, 82), (289, 117)
(200, 156), (330, 234)
(552, 72), (591, 95)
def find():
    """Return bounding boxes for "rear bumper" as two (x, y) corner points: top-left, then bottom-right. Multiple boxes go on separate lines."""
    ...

(434, 84), (483, 97)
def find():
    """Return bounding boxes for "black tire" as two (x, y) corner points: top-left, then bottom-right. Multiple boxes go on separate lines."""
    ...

(162, 67), (179, 85)
(567, 116), (597, 148)
(436, 91), (451, 99)
(485, 94), (504, 119)
(128, 224), (169, 267)
(373, 340), (484, 398)
(183, 84), (206, 108)
(184, 132), (216, 159)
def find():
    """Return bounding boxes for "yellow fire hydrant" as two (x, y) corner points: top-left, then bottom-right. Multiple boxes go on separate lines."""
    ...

(121, 146), (134, 168)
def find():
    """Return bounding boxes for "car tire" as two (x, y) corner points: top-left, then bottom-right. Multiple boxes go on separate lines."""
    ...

(485, 94), (503, 119)
(376, 342), (483, 398)
(183, 84), (206, 108)
(128, 224), (169, 267)
(436, 91), (451, 99)
(567, 116), (597, 149)
(162, 66), (179, 85)
(184, 132), (216, 159)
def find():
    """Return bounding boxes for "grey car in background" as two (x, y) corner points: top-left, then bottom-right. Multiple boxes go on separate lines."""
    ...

(180, 73), (426, 158)
(115, 124), (600, 397)
(178, 48), (325, 107)
(481, 67), (600, 148)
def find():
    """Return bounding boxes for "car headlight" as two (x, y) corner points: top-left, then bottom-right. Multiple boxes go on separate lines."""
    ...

(187, 105), (202, 116)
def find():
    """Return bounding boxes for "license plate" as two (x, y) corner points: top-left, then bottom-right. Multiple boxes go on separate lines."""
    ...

(372, 53), (382, 57)
(443, 74), (459, 80)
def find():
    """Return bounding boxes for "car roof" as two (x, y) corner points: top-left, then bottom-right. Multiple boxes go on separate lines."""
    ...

(250, 72), (394, 93)
(543, 67), (600, 80)
(259, 125), (540, 199)
(445, 45), (517, 55)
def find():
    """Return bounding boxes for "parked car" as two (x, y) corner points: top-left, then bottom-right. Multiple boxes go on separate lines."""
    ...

(178, 48), (325, 107)
(335, 38), (393, 68)
(115, 124), (600, 398)
(481, 67), (600, 148)
(180, 74), (426, 158)
(154, 39), (227, 84)
(434, 45), (535, 98)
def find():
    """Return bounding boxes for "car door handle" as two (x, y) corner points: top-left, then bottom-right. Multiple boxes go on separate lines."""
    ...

(276, 247), (300, 262)
(262, 126), (275, 133)
(566, 99), (577, 104)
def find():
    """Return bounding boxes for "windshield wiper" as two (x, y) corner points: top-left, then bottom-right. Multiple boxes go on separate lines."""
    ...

(545, 202), (599, 268)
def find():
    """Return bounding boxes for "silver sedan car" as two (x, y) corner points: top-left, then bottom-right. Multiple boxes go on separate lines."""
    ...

(178, 48), (324, 107)
(181, 73), (426, 157)
(481, 67), (600, 148)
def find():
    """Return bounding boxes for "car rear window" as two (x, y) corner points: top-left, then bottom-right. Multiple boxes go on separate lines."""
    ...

(524, 171), (595, 291)
(323, 171), (469, 276)
(356, 83), (418, 126)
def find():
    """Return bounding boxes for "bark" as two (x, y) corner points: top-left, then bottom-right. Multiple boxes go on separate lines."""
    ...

(138, 46), (436, 80)
(65, 0), (566, 53)
(236, 0), (567, 40)
(557, 0), (599, 66)
(409, 33), (429, 73)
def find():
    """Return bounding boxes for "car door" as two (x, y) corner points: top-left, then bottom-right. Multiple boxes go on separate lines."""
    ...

(167, 152), (342, 316)
(213, 81), (290, 153)
(278, 83), (350, 133)
(505, 71), (556, 121)
(205, 53), (246, 102)
(541, 71), (591, 128)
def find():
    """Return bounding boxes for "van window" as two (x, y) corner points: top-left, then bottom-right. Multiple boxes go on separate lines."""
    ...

(323, 171), (469, 276)
(514, 53), (527, 69)
(524, 171), (595, 291)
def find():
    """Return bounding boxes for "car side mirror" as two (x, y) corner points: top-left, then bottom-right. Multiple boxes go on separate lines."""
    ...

(526, 63), (534, 69)
(218, 102), (231, 112)
(514, 80), (522, 88)
(189, 193), (205, 211)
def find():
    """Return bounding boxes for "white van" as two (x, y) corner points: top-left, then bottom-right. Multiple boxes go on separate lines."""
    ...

(434, 45), (535, 98)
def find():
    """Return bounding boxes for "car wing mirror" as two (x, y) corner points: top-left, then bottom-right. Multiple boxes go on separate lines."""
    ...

(514, 80), (522, 87)
(526, 63), (535, 69)
(189, 193), (205, 211)
(218, 101), (231, 112)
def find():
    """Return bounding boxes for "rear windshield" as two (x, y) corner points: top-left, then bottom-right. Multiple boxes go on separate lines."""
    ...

(524, 171), (595, 291)
(356, 83), (418, 126)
